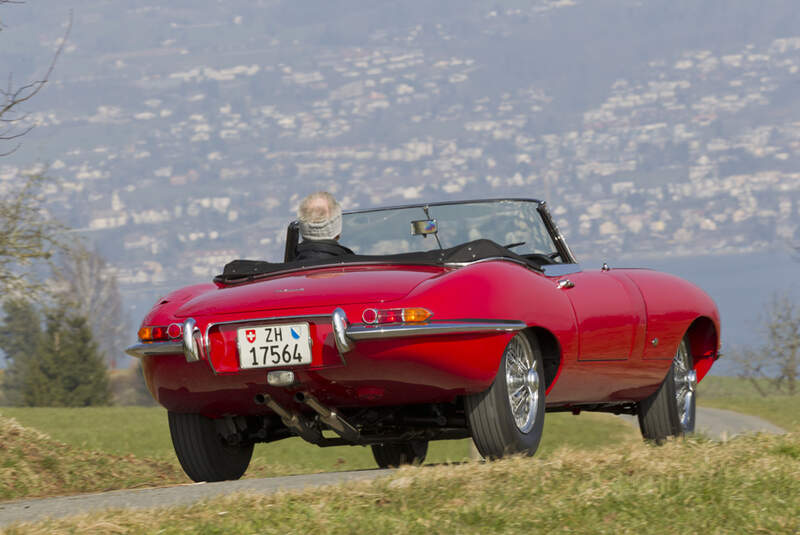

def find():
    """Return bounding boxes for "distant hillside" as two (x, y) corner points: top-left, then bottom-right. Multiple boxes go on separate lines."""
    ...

(2, 0), (799, 342)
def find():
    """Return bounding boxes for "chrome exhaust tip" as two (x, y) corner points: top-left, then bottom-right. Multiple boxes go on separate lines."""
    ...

(295, 391), (360, 442)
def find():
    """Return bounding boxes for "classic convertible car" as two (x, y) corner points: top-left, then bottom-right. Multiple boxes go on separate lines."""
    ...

(127, 198), (720, 482)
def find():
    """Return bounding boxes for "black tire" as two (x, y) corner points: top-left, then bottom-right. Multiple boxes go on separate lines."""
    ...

(168, 411), (254, 482)
(465, 332), (546, 459)
(637, 335), (696, 443)
(371, 440), (428, 468)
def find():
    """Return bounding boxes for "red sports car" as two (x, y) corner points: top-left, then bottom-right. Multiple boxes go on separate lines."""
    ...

(127, 198), (720, 482)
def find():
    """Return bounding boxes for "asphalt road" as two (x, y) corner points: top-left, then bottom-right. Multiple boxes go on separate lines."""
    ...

(0, 469), (395, 528)
(619, 405), (787, 440)
(0, 407), (786, 528)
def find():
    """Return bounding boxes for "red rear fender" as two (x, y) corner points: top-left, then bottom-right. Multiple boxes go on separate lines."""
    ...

(619, 269), (720, 362)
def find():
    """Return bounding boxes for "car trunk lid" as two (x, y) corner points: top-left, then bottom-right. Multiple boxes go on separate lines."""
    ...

(174, 264), (447, 318)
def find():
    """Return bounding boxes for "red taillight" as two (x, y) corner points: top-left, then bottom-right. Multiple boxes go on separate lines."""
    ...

(138, 325), (170, 342)
(361, 307), (432, 325)
(167, 323), (183, 339)
(139, 323), (183, 342)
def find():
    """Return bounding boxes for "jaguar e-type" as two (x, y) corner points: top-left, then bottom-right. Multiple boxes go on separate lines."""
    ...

(127, 198), (719, 482)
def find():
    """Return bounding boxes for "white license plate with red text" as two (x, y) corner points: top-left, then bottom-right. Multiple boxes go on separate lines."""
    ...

(237, 323), (312, 369)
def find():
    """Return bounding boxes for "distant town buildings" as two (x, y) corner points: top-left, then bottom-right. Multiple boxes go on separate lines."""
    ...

(1, 0), (798, 318)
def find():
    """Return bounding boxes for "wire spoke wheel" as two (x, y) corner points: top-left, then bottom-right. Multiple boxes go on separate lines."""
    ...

(672, 338), (697, 432)
(637, 334), (696, 442)
(466, 332), (546, 459)
(505, 335), (540, 433)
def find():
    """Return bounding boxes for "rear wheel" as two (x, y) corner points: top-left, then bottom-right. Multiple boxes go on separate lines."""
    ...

(637, 335), (696, 442)
(371, 440), (428, 468)
(465, 332), (546, 459)
(168, 412), (254, 482)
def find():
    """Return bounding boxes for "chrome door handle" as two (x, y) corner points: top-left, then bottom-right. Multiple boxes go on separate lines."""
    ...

(557, 279), (575, 289)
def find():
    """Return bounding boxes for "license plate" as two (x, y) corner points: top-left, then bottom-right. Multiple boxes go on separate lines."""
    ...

(237, 323), (312, 369)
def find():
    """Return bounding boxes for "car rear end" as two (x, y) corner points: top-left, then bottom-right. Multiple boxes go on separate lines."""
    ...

(129, 263), (520, 418)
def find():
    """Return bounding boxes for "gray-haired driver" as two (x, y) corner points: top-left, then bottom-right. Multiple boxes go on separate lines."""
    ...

(294, 191), (354, 261)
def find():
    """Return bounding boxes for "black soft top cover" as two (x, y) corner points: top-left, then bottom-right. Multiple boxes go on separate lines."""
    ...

(214, 239), (537, 284)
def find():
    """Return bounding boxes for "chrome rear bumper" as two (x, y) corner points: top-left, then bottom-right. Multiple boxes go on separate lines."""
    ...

(345, 321), (526, 340)
(125, 309), (526, 361)
(334, 306), (525, 350)
(125, 341), (183, 358)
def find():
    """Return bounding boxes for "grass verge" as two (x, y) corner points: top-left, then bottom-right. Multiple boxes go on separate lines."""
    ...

(6, 432), (799, 534)
(0, 415), (184, 501)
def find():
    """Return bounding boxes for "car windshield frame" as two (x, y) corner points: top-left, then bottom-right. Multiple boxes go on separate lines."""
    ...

(341, 198), (569, 259)
(283, 197), (576, 264)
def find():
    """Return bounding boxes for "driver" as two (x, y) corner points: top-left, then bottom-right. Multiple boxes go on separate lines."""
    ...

(294, 191), (354, 261)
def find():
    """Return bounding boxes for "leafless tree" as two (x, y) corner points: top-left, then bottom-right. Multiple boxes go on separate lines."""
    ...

(0, 171), (62, 297)
(762, 295), (800, 395)
(728, 345), (770, 397)
(731, 294), (800, 396)
(0, 4), (72, 297)
(1, 3), (71, 156)
(50, 244), (128, 368)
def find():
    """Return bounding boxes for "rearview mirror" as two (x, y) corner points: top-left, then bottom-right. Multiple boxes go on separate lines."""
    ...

(411, 219), (438, 236)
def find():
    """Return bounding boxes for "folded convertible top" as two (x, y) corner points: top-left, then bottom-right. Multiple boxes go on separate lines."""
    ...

(214, 239), (536, 284)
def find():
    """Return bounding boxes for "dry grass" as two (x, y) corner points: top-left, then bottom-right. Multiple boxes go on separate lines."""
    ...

(0, 407), (638, 484)
(5, 432), (798, 534)
(0, 415), (186, 501)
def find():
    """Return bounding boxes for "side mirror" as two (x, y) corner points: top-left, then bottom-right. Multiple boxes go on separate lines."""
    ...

(411, 219), (438, 236)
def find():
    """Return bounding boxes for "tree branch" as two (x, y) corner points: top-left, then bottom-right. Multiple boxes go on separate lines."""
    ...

(0, 8), (72, 154)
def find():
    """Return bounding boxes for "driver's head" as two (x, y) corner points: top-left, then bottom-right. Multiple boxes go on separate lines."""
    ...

(297, 191), (342, 241)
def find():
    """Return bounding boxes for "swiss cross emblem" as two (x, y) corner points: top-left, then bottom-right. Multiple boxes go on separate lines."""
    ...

(245, 329), (256, 343)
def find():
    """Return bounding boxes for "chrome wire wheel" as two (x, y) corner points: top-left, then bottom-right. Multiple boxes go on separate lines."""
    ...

(672, 338), (697, 432)
(466, 332), (546, 458)
(505, 334), (540, 433)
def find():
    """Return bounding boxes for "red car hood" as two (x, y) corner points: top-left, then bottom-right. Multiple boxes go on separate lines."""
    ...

(174, 265), (447, 318)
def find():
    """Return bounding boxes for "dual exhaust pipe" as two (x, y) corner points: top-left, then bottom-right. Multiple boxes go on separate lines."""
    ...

(255, 391), (360, 443)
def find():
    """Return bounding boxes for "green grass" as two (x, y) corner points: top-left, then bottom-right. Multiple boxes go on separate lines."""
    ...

(6, 432), (799, 534)
(0, 407), (637, 478)
(0, 407), (174, 460)
(698, 375), (800, 432)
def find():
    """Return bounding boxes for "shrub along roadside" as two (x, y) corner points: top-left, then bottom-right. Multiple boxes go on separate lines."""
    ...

(5, 432), (798, 535)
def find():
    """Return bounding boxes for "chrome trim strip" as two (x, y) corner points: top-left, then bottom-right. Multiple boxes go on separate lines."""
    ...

(443, 256), (541, 272)
(346, 320), (526, 340)
(124, 341), (184, 358)
(332, 308), (354, 354)
(342, 197), (544, 216)
(200, 313), (333, 374)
